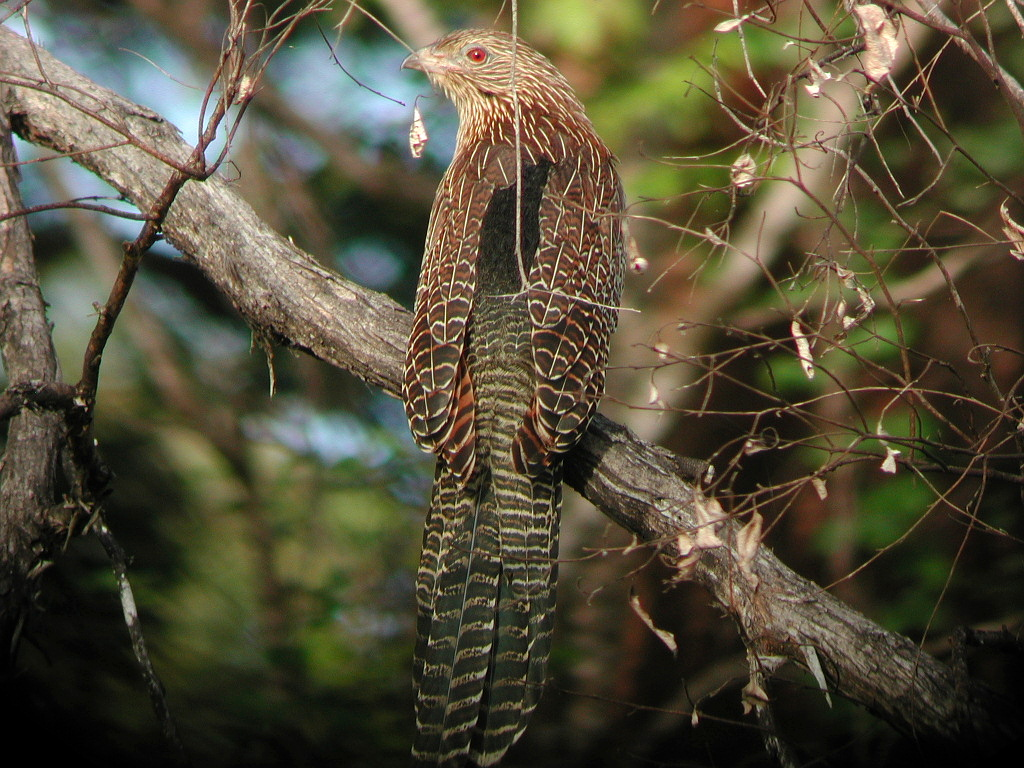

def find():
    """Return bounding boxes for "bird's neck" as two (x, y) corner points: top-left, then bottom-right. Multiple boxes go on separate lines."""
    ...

(455, 98), (605, 163)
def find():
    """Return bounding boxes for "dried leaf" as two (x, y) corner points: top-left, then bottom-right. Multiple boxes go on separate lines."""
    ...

(649, 344), (669, 407)
(853, 4), (899, 83)
(743, 436), (769, 455)
(1000, 199), (1024, 260)
(253, 331), (276, 396)
(713, 17), (745, 33)
(671, 532), (704, 581)
(856, 283), (876, 316)
(694, 496), (726, 549)
(881, 445), (900, 473)
(647, 380), (661, 406)
(675, 532), (696, 557)
(673, 544), (702, 581)
(741, 677), (770, 715)
(702, 226), (728, 248)
(803, 59), (831, 98)
(736, 512), (763, 588)
(627, 233), (648, 273)
(730, 153), (758, 193)
(791, 319), (815, 380)
(408, 103), (428, 158)
(235, 73), (256, 105)
(801, 644), (833, 707)
(629, 588), (678, 655)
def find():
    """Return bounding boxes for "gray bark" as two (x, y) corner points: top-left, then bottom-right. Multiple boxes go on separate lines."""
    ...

(0, 85), (66, 656)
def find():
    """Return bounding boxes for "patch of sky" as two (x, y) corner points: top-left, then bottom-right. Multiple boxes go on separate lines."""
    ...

(335, 236), (404, 291)
(245, 397), (396, 467)
(15, 9), (209, 139)
(7, 8), (241, 226)
(11, 138), (150, 243)
(270, 129), (328, 176)
(135, 270), (251, 364)
(367, 396), (433, 510)
(333, 604), (406, 642)
(276, 32), (458, 164)
(368, 391), (416, 445)
(7, 10), (458, 174)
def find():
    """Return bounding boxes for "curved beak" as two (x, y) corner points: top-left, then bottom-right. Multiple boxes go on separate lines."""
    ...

(402, 46), (448, 76)
(401, 50), (424, 72)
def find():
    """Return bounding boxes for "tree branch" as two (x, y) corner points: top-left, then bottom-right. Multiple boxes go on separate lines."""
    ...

(0, 83), (68, 661)
(1, 25), (1019, 752)
(881, 0), (1024, 136)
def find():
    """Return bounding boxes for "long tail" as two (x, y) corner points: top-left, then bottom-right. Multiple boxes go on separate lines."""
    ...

(412, 458), (561, 767)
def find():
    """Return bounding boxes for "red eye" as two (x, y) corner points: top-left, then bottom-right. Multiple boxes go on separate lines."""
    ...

(465, 46), (488, 64)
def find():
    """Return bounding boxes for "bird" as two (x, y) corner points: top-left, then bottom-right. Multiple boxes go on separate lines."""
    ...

(401, 29), (624, 766)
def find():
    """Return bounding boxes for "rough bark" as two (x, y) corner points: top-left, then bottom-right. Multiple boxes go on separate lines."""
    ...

(1, 26), (1020, 753)
(0, 86), (66, 659)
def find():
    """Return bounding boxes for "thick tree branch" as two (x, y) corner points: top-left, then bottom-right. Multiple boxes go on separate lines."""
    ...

(0, 85), (67, 659)
(1, 26), (1019, 752)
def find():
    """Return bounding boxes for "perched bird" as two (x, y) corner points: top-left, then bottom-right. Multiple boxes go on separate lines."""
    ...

(402, 29), (624, 766)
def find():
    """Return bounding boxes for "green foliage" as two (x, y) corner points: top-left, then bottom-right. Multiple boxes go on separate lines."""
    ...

(525, 0), (647, 56)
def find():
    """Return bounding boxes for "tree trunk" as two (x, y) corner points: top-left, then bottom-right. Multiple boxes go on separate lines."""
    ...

(0, 88), (66, 664)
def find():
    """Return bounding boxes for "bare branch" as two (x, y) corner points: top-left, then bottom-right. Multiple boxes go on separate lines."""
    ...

(0, 196), (152, 222)
(881, 0), (1024, 134)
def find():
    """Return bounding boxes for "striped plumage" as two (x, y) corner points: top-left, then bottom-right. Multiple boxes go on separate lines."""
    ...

(402, 29), (624, 766)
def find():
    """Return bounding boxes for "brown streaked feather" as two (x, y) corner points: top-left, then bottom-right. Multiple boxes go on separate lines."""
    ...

(404, 141), (546, 480)
(513, 140), (624, 473)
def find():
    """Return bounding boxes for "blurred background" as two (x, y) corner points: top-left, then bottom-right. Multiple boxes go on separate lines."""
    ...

(3, 0), (1024, 765)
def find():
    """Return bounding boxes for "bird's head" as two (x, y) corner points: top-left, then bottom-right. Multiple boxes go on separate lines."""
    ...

(402, 29), (588, 136)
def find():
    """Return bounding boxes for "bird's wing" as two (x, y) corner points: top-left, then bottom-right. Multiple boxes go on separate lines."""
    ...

(514, 143), (625, 473)
(404, 142), (526, 479)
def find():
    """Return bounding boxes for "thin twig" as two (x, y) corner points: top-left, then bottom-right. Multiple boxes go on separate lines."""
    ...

(0, 198), (153, 223)
(93, 513), (190, 765)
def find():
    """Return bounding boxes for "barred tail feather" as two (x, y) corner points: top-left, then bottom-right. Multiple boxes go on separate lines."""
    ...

(413, 462), (496, 765)
(413, 461), (561, 767)
(472, 462), (560, 766)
